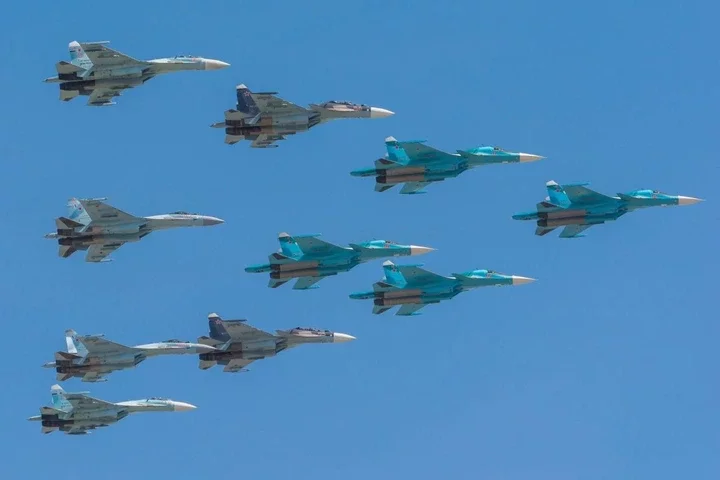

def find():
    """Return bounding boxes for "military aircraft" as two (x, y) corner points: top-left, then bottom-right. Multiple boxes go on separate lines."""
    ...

(350, 260), (536, 316)
(196, 313), (355, 373)
(350, 136), (544, 194)
(245, 232), (435, 289)
(44, 329), (217, 383)
(28, 384), (196, 435)
(44, 41), (229, 106)
(210, 84), (394, 148)
(44, 197), (224, 262)
(512, 180), (704, 238)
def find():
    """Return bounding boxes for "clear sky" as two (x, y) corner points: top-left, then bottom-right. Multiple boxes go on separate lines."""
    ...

(1, 1), (718, 479)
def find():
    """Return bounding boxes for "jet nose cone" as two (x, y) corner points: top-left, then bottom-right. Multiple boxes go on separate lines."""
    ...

(172, 401), (197, 412)
(410, 245), (435, 256)
(333, 333), (356, 343)
(519, 153), (544, 163)
(204, 59), (230, 70)
(676, 196), (704, 206)
(370, 107), (395, 118)
(202, 217), (225, 226)
(511, 275), (537, 286)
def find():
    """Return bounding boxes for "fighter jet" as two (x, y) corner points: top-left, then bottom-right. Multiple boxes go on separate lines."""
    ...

(197, 313), (355, 373)
(350, 136), (544, 194)
(44, 329), (216, 383)
(44, 41), (229, 106)
(28, 384), (196, 435)
(349, 260), (536, 316)
(210, 84), (394, 148)
(512, 180), (704, 238)
(245, 232), (435, 289)
(45, 197), (224, 262)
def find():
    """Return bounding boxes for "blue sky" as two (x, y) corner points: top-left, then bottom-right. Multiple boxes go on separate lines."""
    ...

(1, 1), (718, 478)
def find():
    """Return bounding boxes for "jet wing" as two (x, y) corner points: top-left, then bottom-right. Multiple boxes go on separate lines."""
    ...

(250, 134), (284, 148)
(76, 335), (134, 356)
(293, 276), (325, 290)
(396, 265), (453, 287)
(563, 185), (618, 205)
(87, 87), (122, 106)
(86, 241), (127, 263)
(399, 142), (457, 165)
(293, 237), (348, 256)
(78, 199), (139, 224)
(399, 182), (432, 194)
(223, 358), (255, 373)
(396, 304), (428, 316)
(79, 42), (146, 67)
(559, 224), (593, 238)
(64, 393), (115, 411)
(250, 93), (308, 117)
(222, 321), (275, 342)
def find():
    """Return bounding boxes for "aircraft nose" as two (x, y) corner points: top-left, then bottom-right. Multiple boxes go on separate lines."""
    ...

(410, 245), (435, 256)
(202, 217), (225, 226)
(511, 275), (537, 286)
(172, 401), (197, 412)
(518, 153), (544, 163)
(333, 333), (356, 343)
(370, 107), (395, 118)
(676, 196), (704, 206)
(204, 59), (230, 70)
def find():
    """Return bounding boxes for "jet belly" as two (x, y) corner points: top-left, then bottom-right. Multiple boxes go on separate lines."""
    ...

(90, 66), (145, 80)
(375, 167), (464, 185)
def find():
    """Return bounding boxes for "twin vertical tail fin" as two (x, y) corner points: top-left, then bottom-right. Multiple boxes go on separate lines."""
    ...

(235, 84), (261, 118)
(66, 198), (91, 225)
(50, 384), (72, 411)
(207, 313), (231, 342)
(68, 41), (93, 70)
(382, 261), (407, 286)
(545, 180), (571, 207)
(65, 330), (88, 357)
(277, 232), (304, 258)
(383, 136), (411, 165)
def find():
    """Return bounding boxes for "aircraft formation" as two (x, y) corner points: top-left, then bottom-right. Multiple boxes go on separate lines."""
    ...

(30, 40), (704, 435)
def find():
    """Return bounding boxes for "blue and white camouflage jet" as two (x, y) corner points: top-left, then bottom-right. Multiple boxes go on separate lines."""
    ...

(44, 41), (229, 106)
(197, 313), (355, 373)
(45, 197), (224, 262)
(44, 329), (216, 383)
(512, 180), (704, 238)
(28, 385), (196, 435)
(350, 136), (544, 194)
(349, 260), (536, 316)
(245, 232), (434, 289)
(210, 84), (394, 148)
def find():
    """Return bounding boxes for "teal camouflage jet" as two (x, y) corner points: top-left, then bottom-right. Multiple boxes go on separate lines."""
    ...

(197, 313), (355, 373)
(512, 180), (704, 238)
(28, 385), (196, 435)
(211, 84), (394, 148)
(245, 232), (435, 289)
(350, 136), (544, 194)
(44, 329), (216, 383)
(45, 197), (224, 262)
(350, 261), (536, 316)
(44, 41), (229, 106)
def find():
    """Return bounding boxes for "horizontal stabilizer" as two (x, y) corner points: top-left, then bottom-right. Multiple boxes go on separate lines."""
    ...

(269, 252), (295, 264)
(372, 305), (392, 315)
(54, 351), (81, 361)
(56, 217), (84, 230)
(56, 61), (84, 75)
(40, 406), (65, 416)
(199, 359), (216, 370)
(269, 278), (289, 289)
(197, 336), (223, 347)
(56, 373), (73, 382)
(58, 245), (76, 258)
(375, 183), (395, 193)
(60, 89), (79, 102)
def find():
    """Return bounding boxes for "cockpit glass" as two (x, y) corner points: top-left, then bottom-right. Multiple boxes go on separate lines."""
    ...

(170, 211), (198, 215)
(163, 339), (184, 343)
(149, 397), (167, 401)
